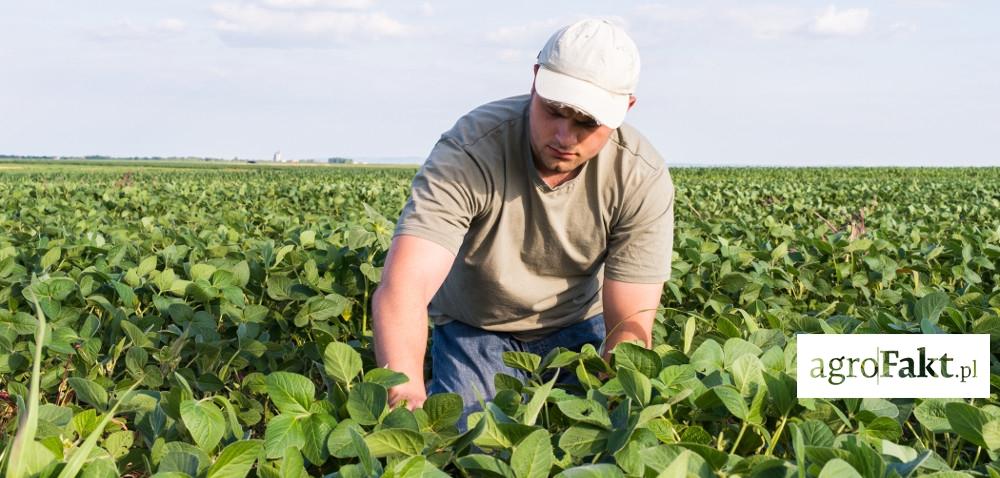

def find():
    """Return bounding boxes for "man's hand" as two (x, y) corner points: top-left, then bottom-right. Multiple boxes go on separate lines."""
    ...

(372, 234), (455, 410)
(601, 278), (665, 362)
(387, 379), (428, 411)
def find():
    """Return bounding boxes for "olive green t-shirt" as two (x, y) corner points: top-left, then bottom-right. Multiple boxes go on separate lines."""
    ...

(394, 94), (674, 341)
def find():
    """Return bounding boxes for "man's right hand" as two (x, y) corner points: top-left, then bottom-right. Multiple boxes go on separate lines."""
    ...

(372, 234), (456, 413)
(388, 380), (427, 411)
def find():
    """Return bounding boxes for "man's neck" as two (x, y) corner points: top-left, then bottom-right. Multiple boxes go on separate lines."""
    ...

(536, 165), (582, 188)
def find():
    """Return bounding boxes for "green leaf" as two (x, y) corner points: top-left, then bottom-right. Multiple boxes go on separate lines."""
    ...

(503, 351), (541, 374)
(845, 239), (873, 253)
(364, 429), (425, 457)
(327, 419), (364, 458)
(522, 376), (556, 426)
(456, 454), (516, 478)
(324, 342), (363, 384)
(364, 368), (409, 389)
(349, 427), (382, 478)
(688, 340), (723, 374)
(138, 256), (158, 276)
(180, 399), (226, 452)
(946, 402), (990, 449)
(915, 291), (950, 324)
(280, 447), (309, 478)
(982, 420), (1000, 451)
(618, 367), (652, 406)
(770, 242), (789, 262)
(264, 414), (306, 459)
(556, 399), (611, 429)
(719, 273), (747, 294)
(558, 425), (609, 457)
(265, 372), (314, 416)
(915, 398), (961, 433)
(41, 246), (61, 270)
(68, 377), (109, 411)
(347, 382), (387, 426)
(818, 459), (862, 478)
(422, 393), (463, 431)
(190, 263), (217, 281)
(613, 342), (661, 378)
(762, 371), (794, 416)
(295, 294), (348, 325)
(730, 354), (764, 394)
(713, 386), (748, 421)
(205, 440), (263, 478)
(554, 464), (625, 478)
(511, 429), (553, 478)
(300, 412), (336, 464)
(683, 316), (696, 355)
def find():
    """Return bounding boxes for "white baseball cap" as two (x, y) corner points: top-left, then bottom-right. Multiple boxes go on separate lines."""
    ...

(534, 19), (640, 129)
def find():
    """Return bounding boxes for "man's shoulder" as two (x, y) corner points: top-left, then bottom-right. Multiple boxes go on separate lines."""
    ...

(443, 95), (529, 148)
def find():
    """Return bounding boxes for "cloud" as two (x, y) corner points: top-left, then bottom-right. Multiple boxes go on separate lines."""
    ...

(212, 2), (409, 47)
(633, 5), (706, 24)
(259, 0), (374, 9)
(889, 21), (918, 35)
(158, 18), (187, 32)
(89, 18), (187, 41)
(725, 6), (808, 39)
(485, 16), (629, 49)
(724, 5), (871, 39)
(809, 6), (870, 36)
(419, 2), (433, 17)
(486, 19), (563, 47)
(495, 48), (535, 63)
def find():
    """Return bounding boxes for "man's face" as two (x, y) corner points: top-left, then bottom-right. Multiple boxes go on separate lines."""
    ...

(528, 92), (614, 176)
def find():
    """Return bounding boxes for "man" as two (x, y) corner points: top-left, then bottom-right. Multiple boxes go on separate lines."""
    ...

(372, 19), (674, 424)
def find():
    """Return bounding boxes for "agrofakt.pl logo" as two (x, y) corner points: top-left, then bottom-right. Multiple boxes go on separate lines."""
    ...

(796, 334), (989, 398)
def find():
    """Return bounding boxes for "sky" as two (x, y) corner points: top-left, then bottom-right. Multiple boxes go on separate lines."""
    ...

(1, 0), (998, 166)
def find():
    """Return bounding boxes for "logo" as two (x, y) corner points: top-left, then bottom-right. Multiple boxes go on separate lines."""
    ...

(796, 334), (989, 398)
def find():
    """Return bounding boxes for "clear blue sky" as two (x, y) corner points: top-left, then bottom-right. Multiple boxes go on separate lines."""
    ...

(1, 0), (997, 166)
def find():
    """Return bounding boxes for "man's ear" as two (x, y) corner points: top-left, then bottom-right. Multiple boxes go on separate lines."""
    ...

(627, 95), (637, 111)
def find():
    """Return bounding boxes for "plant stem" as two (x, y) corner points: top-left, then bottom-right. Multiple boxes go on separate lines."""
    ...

(730, 421), (748, 454)
(766, 414), (789, 456)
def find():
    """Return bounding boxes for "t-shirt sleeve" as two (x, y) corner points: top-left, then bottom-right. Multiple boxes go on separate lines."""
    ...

(393, 137), (491, 255)
(604, 163), (675, 283)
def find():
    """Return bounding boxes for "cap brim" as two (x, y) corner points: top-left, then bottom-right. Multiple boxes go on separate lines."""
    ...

(534, 66), (630, 129)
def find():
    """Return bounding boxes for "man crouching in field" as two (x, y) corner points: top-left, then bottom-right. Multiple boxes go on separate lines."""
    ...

(372, 19), (675, 427)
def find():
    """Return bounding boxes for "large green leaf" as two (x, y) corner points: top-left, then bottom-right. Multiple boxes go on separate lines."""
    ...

(265, 372), (314, 416)
(180, 399), (226, 452)
(818, 459), (862, 478)
(347, 382), (388, 426)
(456, 454), (516, 477)
(324, 341), (363, 384)
(364, 429), (425, 457)
(558, 425), (609, 458)
(914, 291), (950, 323)
(511, 429), (553, 478)
(205, 440), (263, 478)
(422, 392), (463, 431)
(946, 402), (990, 449)
(264, 414), (306, 459)
(553, 464), (625, 478)
(67, 377), (109, 411)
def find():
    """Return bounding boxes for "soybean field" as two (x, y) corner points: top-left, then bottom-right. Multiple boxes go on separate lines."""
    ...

(1, 161), (999, 477)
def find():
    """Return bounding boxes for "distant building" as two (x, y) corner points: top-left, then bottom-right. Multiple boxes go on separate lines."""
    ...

(273, 151), (282, 162)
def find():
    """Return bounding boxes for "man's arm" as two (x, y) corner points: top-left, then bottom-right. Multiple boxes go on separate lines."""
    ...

(372, 234), (455, 410)
(601, 278), (664, 360)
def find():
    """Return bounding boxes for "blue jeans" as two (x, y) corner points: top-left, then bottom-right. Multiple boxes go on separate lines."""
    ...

(426, 315), (606, 431)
